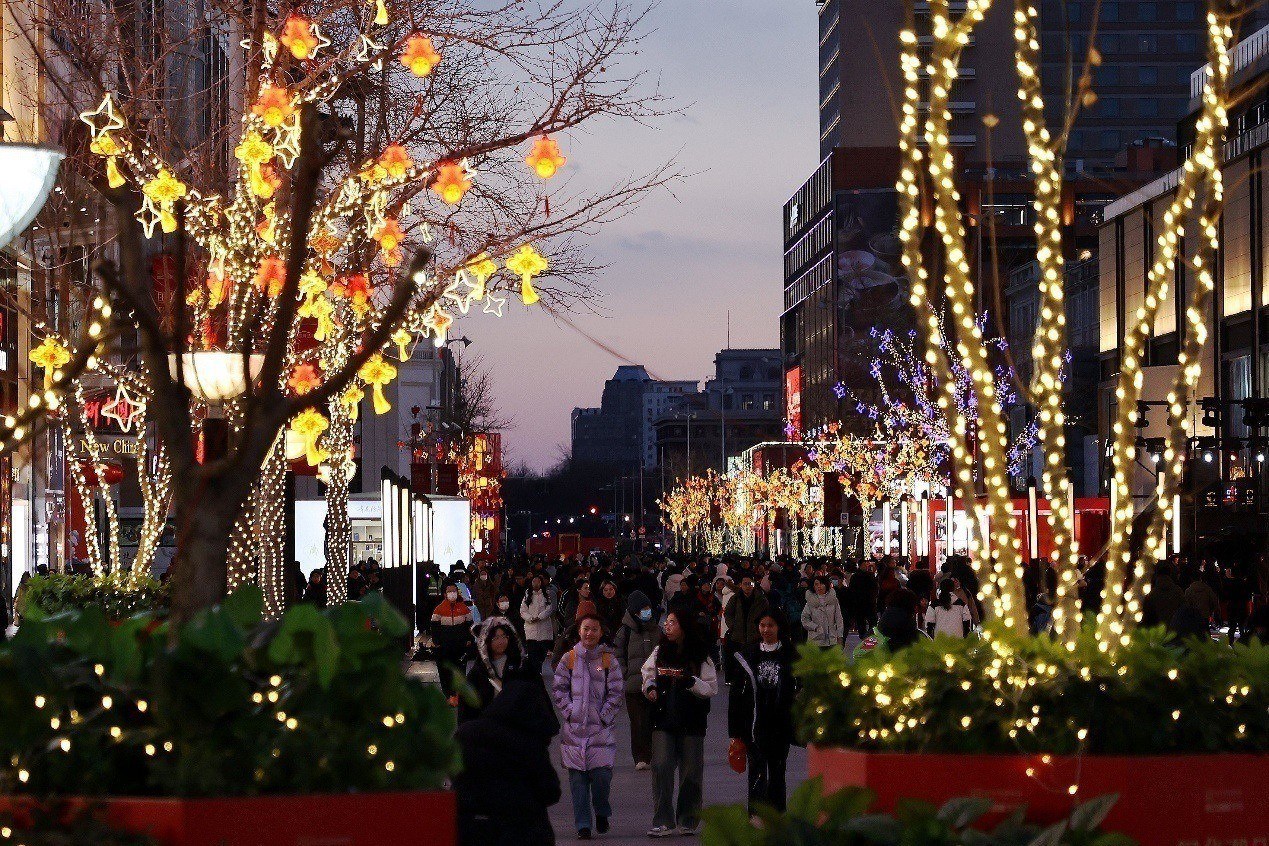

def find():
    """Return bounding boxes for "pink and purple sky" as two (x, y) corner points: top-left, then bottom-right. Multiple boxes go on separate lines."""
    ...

(467, 2), (819, 472)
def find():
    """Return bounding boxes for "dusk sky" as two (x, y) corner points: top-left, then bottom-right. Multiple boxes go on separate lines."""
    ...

(466, 2), (820, 472)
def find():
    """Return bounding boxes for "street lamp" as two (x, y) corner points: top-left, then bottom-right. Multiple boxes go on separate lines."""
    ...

(0, 143), (63, 249)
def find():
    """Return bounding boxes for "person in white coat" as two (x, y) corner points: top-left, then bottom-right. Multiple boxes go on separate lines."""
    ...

(520, 574), (555, 671)
(801, 576), (844, 648)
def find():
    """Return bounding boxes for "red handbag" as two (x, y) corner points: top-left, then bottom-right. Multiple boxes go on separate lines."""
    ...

(728, 738), (747, 773)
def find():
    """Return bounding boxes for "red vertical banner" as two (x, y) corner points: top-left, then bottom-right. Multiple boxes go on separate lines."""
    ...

(784, 366), (802, 439)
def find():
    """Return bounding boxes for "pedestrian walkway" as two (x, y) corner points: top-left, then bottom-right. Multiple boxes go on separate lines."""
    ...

(547, 682), (808, 843)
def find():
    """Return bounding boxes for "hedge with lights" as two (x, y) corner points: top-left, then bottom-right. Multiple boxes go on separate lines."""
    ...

(0, 589), (457, 796)
(19, 573), (169, 621)
(702, 780), (1134, 846)
(795, 629), (1269, 755)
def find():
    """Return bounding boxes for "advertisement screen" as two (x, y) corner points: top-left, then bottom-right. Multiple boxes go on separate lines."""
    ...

(834, 190), (913, 399)
(428, 498), (472, 572)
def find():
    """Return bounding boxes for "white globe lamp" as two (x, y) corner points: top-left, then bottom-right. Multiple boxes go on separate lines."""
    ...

(0, 144), (64, 250)
(167, 352), (264, 404)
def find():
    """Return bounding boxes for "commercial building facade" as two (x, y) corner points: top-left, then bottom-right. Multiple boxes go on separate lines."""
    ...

(1097, 21), (1269, 547)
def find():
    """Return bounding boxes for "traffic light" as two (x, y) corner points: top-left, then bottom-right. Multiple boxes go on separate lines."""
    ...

(1201, 397), (1221, 429)
(1241, 398), (1269, 428)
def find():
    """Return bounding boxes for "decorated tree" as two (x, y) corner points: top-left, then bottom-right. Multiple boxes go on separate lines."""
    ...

(834, 312), (1060, 481)
(895, 0), (1230, 641)
(4, 0), (673, 621)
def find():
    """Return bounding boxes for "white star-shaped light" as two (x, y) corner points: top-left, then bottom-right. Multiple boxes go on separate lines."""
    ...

(483, 293), (507, 318)
(136, 196), (164, 239)
(80, 95), (125, 138)
(101, 383), (146, 433)
(355, 34), (386, 70)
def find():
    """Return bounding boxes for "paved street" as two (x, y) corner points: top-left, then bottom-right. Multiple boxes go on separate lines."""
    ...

(545, 679), (809, 844)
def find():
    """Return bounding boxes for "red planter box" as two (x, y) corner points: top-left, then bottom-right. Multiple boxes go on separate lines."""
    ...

(810, 747), (1269, 845)
(0, 791), (455, 846)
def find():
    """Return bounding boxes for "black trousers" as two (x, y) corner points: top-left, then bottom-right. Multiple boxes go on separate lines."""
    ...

(747, 739), (790, 814)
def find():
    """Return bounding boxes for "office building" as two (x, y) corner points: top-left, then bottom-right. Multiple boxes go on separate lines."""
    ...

(1098, 20), (1269, 546)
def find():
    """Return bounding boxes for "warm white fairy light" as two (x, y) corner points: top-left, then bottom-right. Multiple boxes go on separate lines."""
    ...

(1097, 10), (1230, 647)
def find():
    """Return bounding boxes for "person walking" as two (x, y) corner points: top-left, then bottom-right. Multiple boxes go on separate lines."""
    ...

(614, 590), (661, 770)
(924, 579), (972, 638)
(430, 580), (475, 699)
(552, 615), (624, 840)
(800, 576), (844, 649)
(728, 610), (797, 815)
(723, 576), (769, 678)
(521, 574), (555, 673)
(461, 617), (526, 723)
(641, 610), (719, 838)
(455, 670), (561, 846)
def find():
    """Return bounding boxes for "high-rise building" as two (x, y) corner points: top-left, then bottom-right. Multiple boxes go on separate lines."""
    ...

(815, 0), (1024, 162)
(572, 366), (696, 471)
(816, 0), (1262, 168)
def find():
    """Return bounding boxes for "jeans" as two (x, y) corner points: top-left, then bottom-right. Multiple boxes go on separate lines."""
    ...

(747, 739), (790, 814)
(568, 767), (613, 832)
(651, 731), (705, 830)
(626, 690), (653, 765)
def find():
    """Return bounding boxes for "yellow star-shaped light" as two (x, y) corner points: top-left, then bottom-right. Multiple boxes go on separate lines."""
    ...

(483, 293), (507, 318)
(273, 114), (303, 169)
(136, 196), (165, 239)
(80, 95), (125, 138)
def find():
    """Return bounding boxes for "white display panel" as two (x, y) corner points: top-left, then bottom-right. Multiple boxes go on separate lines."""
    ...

(428, 498), (471, 573)
(293, 500), (328, 576)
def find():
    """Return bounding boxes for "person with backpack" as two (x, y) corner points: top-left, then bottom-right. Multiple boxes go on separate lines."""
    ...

(552, 615), (624, 840)
(728, 610), (797, 815)
(641, 610), (719, 837)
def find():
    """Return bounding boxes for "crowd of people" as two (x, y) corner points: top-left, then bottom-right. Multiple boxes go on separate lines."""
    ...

(308, 547), (1269, 845)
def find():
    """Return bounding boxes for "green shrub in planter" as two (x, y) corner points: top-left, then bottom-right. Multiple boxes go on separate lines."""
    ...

(796, 626), (1269, 754)
(19, 573), (169, 620)
(0, 803), (156, 845)
(702, 779), (1134, 846)
(0, 588), (459, 796)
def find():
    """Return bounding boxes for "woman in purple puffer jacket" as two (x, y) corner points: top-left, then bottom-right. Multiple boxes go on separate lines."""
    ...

(552, 614), (625, 840)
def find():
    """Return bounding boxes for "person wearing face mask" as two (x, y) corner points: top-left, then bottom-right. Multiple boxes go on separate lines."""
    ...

(472, 567), (499, 621)
(614, 590), (661, 770)
(460, 618), (526, 723)
(431, 580), (475, 700)
(553, 615), (624, 840)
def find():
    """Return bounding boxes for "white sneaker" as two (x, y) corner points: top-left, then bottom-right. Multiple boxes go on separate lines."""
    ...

(676, 825), (698, 837)
(635, 761), (650, 771)
(647, 825), (675, 838)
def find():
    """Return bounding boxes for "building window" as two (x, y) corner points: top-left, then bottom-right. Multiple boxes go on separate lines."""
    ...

(1101, 1), (1118, 21)
(741, 394), (755, 410)
(1066, 2), (1081, 22)
(1099, 66), (1120, 85)
(1176, 2), (1196, 20)
(1137, 34), (1157, 53)
(1097, 98), (1120, 118)
(1138, 66), (1157, 85)
(1100, 130), (1120, 151)
(1136, 3), (1156, 21)
(1176, 33), (1197, 52)
(1137, 98), (1158, 118)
